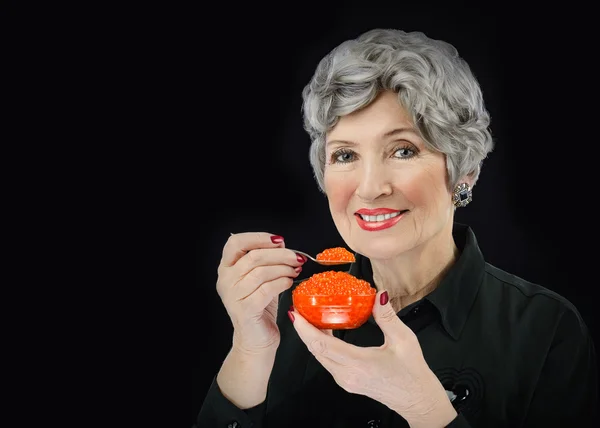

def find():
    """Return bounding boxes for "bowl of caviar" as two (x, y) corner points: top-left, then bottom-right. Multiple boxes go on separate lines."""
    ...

(292, 270), (377, 330)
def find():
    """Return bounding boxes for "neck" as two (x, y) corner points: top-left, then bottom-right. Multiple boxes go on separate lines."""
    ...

(371, 222), (459, 313)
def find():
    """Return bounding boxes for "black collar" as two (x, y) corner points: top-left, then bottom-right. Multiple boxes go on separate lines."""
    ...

(348, 223), (485, 340)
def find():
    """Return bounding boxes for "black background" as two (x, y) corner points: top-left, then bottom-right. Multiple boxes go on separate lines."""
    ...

(193, 2), (598, 425)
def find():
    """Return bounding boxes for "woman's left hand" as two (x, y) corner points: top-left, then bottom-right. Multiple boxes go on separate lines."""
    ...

(290, 290), (457, 427)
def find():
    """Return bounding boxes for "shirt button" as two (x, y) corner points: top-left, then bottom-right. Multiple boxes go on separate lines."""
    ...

(412, 305), (420, 315)
(367, 419), (381, 427)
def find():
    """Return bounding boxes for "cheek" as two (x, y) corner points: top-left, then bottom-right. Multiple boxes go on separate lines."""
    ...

(324, 173), (354, 213)
(403, 167), (450, 210)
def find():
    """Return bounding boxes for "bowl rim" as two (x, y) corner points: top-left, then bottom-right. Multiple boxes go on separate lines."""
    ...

(293, 293), (377, 297)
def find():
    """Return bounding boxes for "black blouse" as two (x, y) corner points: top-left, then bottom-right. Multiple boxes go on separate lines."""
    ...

(195, 223), (598, 428)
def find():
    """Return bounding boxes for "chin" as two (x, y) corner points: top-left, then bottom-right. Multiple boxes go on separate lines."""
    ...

(355, 241), (409, 261)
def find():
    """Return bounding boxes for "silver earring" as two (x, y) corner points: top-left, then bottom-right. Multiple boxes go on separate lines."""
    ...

(452, 183), (472, 207)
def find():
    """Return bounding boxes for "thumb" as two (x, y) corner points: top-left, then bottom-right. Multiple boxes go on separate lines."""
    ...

(372, 290), (410, 343)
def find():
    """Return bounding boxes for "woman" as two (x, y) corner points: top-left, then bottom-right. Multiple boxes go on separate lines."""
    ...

(194, 29), (597, 427)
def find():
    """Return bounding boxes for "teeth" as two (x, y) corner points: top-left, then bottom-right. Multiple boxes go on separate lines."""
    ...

(362, 211), (402, 222)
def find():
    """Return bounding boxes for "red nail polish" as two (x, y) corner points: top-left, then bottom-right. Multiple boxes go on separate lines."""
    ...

(271, 235), (284, 244)
(294, 266), (302, 273)
(296, 254), (307, 263)
(380, 291), (389, 306)
(288, 310), (295, 323)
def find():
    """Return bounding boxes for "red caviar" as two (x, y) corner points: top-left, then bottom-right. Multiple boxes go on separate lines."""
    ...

(292, 271), (376, 329)
(315, 247), (356, 262)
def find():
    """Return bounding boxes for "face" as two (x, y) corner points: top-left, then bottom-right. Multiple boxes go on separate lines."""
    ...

(324, 90), (456, 260)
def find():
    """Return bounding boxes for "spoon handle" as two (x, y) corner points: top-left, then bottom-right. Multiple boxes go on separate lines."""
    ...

(229, 234), (351, 266)
(291, 249), (318, 263)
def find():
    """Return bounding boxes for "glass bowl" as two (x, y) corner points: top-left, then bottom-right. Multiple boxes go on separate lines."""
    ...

(292, 292), (376, 329)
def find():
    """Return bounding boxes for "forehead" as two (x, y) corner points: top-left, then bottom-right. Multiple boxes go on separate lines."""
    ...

(326, 91), (417, 145)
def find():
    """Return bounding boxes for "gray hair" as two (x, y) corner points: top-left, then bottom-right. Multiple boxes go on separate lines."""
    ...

(301, 28), (495, 193)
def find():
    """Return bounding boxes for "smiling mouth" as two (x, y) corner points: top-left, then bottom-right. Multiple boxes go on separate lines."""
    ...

(356, 210), (409, 222)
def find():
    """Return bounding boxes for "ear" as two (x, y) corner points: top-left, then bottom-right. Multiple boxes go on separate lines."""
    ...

(460, 168), (478, 187)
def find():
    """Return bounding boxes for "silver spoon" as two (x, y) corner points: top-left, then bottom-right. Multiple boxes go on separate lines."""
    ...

(230, 233), (353, 266)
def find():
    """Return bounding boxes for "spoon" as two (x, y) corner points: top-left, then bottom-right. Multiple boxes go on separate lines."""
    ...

(230, 233), (353, 266)
(291, 249), (354, 266)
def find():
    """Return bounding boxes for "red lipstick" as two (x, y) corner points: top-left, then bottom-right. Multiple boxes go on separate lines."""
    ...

(354, 208), (407, 232)
(355, 208), (400, 216)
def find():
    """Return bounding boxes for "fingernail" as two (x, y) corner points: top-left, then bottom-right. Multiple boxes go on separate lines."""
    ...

(294, 266), (303, 273)
(288, 310), (295, 323)
(380, 291), (389, 306)
(296, 254), (307, 263)
(271, 235), (284, 244)
(289, 305), (294, 312)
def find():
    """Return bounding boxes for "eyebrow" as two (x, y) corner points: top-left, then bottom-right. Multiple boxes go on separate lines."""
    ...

(383, 127), (419, 138)
(326, 127), (419, 147)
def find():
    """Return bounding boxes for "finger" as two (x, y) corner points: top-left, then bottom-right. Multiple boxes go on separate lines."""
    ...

(221, 232), (286, 268)
(242, 276), (296, 312)
(236, 247), (305, 276)
(216, 248), (305, 299)
(237, 264), (302, 300)
(372, 290), (412, 344)
(291, 309), (360, 364)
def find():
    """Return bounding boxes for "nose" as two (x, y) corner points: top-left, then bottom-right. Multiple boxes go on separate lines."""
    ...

(355, 163), (393, 201)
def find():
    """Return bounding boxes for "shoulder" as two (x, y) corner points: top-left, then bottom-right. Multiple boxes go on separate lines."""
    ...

(482, 262), (589, 335)
(484, 262), (576, 308)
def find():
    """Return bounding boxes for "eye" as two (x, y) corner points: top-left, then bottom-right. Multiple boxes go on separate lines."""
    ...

(330, 148), (355, 164)
(393, 146), (416, 159)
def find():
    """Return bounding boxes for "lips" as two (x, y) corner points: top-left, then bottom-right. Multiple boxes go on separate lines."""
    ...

(355, 208), (402, 216)
(354, 209), (408, 231)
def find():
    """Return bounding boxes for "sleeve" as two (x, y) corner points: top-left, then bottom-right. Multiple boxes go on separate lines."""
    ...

(193, 376), (266, 428)
(522, 306), (598, 427)
(445, 412), (472, 427)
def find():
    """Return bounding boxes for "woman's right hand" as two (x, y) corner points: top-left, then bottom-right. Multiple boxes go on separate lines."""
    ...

(217, 232), (306, 354)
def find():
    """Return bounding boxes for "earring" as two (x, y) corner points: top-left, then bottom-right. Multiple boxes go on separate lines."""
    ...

(452, 183), (472, 207)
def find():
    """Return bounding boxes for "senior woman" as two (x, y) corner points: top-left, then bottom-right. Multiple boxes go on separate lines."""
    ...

(194, 29), (597, 427)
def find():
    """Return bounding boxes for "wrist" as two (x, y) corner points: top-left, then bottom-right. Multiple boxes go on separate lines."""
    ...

(404, 395), (457, 428)
(231, 337), (280, 358)
(399, 370), (457, 428)
(217, 343), (278, 410)
(232, 328), (281, 356)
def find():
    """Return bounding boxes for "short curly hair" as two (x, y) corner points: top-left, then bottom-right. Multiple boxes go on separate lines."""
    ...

(301, 28), (494, 193)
